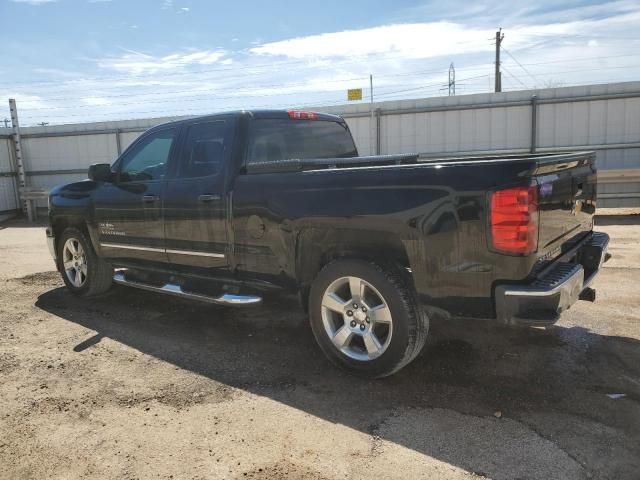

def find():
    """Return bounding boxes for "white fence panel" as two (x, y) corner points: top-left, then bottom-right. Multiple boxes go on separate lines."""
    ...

(1, 81), (639, 214)
(0, 138), (18, 214)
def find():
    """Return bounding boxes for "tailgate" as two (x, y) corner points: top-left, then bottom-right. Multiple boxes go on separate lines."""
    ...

(534, 152), (597, 257)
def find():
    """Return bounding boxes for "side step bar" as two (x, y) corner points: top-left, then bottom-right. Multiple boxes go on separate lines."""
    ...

(113, 270), (262, 306)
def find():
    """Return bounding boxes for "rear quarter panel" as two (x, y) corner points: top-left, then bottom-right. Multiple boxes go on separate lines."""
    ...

(232, 159), (542, 318)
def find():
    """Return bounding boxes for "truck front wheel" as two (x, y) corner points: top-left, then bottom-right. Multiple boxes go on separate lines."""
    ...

(57, 227), (113, 297)
(308, 259), (429, 378)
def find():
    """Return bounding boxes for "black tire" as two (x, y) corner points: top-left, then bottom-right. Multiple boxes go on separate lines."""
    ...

(56, 227), (113, 297)
(309, 259), (429, 378)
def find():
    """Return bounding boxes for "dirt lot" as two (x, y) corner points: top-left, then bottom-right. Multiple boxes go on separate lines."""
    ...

(1, 216), (639, 480)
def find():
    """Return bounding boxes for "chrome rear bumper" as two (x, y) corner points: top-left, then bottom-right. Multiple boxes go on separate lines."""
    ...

(46, 227), (56, 263)
(495, 232), (610, 326)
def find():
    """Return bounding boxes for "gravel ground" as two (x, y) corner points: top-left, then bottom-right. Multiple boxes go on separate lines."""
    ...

(0, 216), (639, 479)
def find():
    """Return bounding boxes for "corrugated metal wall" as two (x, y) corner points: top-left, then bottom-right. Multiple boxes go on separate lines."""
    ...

(322, 81), (640, 207)
(0, 81), (638, 214)
(0, 137), (19, 215)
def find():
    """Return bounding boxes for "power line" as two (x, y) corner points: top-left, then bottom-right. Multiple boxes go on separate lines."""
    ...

(17, 74), (493, 122)
(0, 50), (493, 89)
(501, 47), (538, 86)
(10, 68), (496, 109)
(510, 52), (639, 66)
(501, 65), (530, 89)
(4, 63), (497, 101)
(16, 60), (640, 115)
(3, 51), (638, 92)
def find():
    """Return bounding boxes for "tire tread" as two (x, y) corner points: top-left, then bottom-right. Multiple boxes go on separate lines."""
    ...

(57, 227), (113, 297)
(309, 259), (429, 378)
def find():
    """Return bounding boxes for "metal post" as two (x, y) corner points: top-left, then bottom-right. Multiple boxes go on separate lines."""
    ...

(375, 108), (382, 155)
(8, 99), (33, 221)
(530, 95), (538, 154)
(448, 63), (456, 96)
(369, 74), (374, 155)
(4, 135), (21, 211)
(115, 128), (122, 155)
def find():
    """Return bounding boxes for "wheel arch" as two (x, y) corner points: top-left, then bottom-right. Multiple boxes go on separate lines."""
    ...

(295, 227), (412, 308)
(51, 216), (95, 253)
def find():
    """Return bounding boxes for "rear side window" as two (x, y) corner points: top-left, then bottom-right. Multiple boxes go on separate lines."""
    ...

(178, 121), (227, 178)
(247, 119), (357, 165)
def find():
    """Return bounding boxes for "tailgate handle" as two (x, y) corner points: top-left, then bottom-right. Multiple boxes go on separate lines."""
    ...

(198, 194), (220, 202)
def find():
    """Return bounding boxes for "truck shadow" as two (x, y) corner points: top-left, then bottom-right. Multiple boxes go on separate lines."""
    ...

(36, 283), (640, 478)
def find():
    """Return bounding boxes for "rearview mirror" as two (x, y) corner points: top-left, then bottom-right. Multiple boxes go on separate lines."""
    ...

(88, 163), (113, 182)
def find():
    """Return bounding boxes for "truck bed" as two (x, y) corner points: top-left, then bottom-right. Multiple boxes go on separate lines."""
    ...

(234, 149), (597, 318)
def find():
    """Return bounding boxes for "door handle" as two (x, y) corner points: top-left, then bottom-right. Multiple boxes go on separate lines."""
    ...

(198, 194), (220, 202)
(142, 195), (159, 203)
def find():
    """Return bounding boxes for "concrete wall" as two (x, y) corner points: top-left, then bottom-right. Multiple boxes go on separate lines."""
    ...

(1, 81), (639, 213)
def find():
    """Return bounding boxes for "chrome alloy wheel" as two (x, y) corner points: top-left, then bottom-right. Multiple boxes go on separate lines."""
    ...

(62, 238), (88, 288)
(320, 276), (393, 361)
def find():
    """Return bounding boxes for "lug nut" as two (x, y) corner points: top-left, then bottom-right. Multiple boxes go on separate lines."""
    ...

(361, 306), (367, 313)
(350, 320), (357, 327)
(346, 310), (353, 317)
(353, 303), (358, 309)
(365, 317), (370, 323)
(360, 324), (365, 331)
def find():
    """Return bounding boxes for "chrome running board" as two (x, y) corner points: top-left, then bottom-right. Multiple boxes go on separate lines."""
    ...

(113, 270), (262, 306)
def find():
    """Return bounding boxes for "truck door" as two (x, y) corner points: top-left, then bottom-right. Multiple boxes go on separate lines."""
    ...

(93, 126), (178, 264)
(163, 119), (233, 269)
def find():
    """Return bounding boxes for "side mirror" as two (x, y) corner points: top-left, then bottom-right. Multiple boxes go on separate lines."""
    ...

(88, 163), (113, 182)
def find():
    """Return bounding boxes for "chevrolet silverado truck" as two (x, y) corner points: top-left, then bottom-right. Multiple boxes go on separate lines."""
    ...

(47, 109), (609, 377)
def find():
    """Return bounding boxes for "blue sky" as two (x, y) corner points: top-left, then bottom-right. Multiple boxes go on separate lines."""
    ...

(1, 0), (639, 125)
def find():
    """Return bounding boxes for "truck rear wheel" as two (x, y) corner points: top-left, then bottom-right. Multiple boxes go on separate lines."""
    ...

(57, 227), (113, 297)
(309, 259), (429, 378)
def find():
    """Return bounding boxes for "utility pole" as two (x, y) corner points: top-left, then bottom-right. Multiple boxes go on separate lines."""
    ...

(494, 28), (504, 92)
(448, 63), (456, 96)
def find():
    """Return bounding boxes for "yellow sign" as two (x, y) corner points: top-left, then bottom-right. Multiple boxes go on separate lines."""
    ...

(347, 88), (363, 101)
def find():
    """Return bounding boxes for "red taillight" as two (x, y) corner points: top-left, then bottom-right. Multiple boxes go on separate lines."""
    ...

(490, 185), (539, 255)
(288, 110), (318, 120)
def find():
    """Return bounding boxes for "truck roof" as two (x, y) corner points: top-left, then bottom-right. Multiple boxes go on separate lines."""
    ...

(148, 109), (346, 133)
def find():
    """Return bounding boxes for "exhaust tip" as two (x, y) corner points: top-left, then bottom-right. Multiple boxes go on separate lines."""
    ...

(579, 287), (596, 302)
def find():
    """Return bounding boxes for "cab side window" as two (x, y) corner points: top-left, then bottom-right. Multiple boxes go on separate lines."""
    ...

(178, 121), (227, 178)
(119, 128), (176, 182)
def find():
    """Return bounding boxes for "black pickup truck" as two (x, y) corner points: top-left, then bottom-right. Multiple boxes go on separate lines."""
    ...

(47, 109), (609, 377)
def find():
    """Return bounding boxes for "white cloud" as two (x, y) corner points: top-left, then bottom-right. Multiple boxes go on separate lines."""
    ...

(250, 22), (498, 60)
(179, 7), (189, 13)
(11, 0), (56, 4)
(7, 1), (640, 125)
(82, 97), (110, 106)
(98, 49), (228, 74)
(0, 93), (47, 110)
(249, 11), (640, 62)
